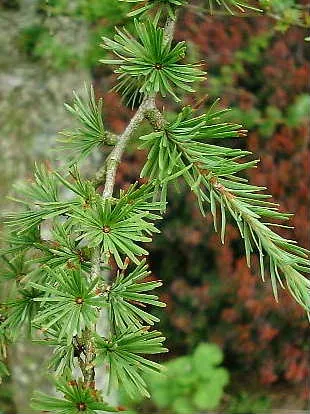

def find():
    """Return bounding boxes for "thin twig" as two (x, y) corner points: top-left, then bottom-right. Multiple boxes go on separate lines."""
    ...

(101, 17), (177, 199)
(102, 95), (156, 199)
(186, 4), (309, 29)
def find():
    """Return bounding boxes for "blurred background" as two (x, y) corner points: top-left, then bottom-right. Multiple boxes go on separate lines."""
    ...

(0, 0), (309, 413)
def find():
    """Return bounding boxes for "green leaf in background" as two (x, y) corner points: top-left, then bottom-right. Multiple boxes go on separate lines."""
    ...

(172, 396), (195, 414)
(0, 360), (9, 384)
(212, 367), (230, 387)
(145, 342), (229, 413)
(228, 391), (272, 414)
(193, 382), (224, 410)
(150, 384), (171, 409)
(192, 342), (224, 379)
(286, 94), (310, 127)
(260, 0), (304, 32)
(166, 356), (197, 386)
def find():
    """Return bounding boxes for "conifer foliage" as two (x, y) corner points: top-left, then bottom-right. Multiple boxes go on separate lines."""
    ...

(101, 19), (205, 102)
(0, 0), (309, 412)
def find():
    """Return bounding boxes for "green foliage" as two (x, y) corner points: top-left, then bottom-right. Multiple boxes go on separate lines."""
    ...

(1, 162), (166, 404)
(1, 0), (309, 411)
(4, 167), (163, 268)
(107, 260), (165, 330)
(69, 185), (162, 268)
(4, 163), (69, 233)
(140, 103), (246, 205)
(95, 329), (168, 397)
(1, 288), (42, 338)
(58, 85), (106, 165)
(30, 268), (103, 342)
(121, 0), (188, 18)
(101, 19), (206, 102)
(15, 0), (129, 70)
(0, 253), (30, 282)
(286, 94), (310, 128)
(146, 343), (229, 413)
(31, 221), (92, 272)
(17, 25), (49, 61)
(35, 326), (75, 375)
(0, 320), (8, 358)
(13, 0), (307, 73)
(1, 227), (41, 255)
(228, 392), (271, 414)
(12, 162), (59, 204)
(260, 0), (305, 32)
(140, 103), (310, 311)
(0, 360), (9, 384)
(54, 165), (98, 204)
(209, 0), (261, 14)
(77, 0), (129, 22)
(31, 378), (118, 413)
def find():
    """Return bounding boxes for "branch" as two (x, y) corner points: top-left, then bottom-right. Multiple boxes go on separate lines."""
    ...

(79, 226), (101, 387)
(102, 96), (156, 199)
(101, 16), (177, 199)
(164, 15), (177, 45)
(208, 176), (310, 308)
(186, 3), (308, 30)
(139, 104), (310, 311)
(80, 15), (178, 390)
